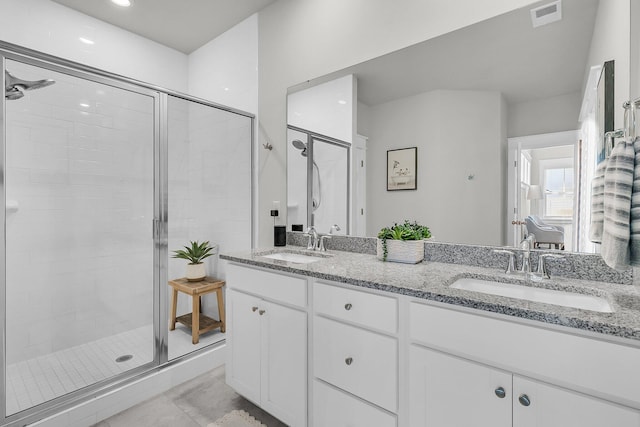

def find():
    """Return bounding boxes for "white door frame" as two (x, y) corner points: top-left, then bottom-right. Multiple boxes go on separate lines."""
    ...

(506, 130), (579, 247)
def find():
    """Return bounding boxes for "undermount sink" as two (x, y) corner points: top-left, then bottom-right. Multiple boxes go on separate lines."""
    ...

(260, 251), (327, 264)
(450, 277), (614, 313)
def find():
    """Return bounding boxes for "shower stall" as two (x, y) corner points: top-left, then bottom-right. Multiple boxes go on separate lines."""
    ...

(287, 126), (349, 234)
(1, 42), (253, 426)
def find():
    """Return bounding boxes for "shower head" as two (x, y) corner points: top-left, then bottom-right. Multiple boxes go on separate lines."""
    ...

(5, 70), (55, 99)
(292, 139), (308, 157)
(6, 70), (55, 91)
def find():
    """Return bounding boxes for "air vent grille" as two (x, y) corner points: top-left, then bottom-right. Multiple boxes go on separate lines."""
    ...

(530, 1), (562, 28)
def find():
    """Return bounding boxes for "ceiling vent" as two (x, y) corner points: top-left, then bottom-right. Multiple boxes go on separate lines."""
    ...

(530, 1), (562, 28)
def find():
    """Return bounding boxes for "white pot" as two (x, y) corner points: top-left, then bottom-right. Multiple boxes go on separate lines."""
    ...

(376, 238), (425, 264)
(186, 263), (206, 282)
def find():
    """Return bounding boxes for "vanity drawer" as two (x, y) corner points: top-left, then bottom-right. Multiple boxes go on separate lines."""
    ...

(226, 263), (307, 308)
(313, 281), (398, 334)
(313, 315), (398, 412)
(313, 380), (396, 427)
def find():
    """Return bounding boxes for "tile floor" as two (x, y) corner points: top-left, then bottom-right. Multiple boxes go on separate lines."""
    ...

(7, 324), (225, 416)
(94, 365), (287, 427)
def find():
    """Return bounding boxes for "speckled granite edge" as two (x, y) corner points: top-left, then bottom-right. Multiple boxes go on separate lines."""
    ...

(286, 232), (633, 285)
(220, 249), (640, 342)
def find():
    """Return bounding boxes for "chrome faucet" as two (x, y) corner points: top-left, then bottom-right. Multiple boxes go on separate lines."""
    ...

(304, 226), (319, 250)
(520, 233), (536, 274)
(536, 253), (565, 280)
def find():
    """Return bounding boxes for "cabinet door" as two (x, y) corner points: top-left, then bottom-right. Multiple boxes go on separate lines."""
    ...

(261, 300), (307, 427)
(226, 289), (262, 404)
(409, 345), (512, 427)
(513, 376), (640, 427)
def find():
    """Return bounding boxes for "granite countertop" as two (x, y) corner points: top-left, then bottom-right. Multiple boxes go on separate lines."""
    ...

(220, 247), (640, 343)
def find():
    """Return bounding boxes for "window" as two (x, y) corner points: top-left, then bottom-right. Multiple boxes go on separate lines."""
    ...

(544, 166), (574, 217)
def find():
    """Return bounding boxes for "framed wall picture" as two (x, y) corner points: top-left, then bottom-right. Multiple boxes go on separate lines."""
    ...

(387, 147), (417, 191)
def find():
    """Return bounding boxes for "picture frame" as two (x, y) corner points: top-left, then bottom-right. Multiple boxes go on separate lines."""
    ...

(387, 147), (417, 191)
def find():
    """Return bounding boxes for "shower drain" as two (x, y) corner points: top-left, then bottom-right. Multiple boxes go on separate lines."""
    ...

(115, 354), (133, 363)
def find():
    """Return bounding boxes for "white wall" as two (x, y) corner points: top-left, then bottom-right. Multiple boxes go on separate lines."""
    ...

(188, 14), (258, 114)
(288, 75), (355, 143)
(366, 89), (505, 245)
(508, 92), (582, 137)
(583, 0), (630, 132)
(0, 0), (188, 92)
(257, 0), (539, 245)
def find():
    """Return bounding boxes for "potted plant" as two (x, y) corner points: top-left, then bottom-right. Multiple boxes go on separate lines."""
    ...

(377, 220), (431, 263)
(172, 240), (216, 281)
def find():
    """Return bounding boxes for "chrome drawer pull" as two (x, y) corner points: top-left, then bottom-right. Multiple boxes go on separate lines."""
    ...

(344, 303), (352, 311)
(259, 309), (265, 315)
(518, 394), (531, 406)
(345, 357), (353, 366)
(251, 306), (258, 312)
(494, 387), (506, 398)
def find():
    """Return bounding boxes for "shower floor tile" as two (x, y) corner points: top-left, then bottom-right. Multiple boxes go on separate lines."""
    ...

(6, 324), (224, 416)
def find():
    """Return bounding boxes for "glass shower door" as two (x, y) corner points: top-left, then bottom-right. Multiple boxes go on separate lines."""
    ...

(4, 59), (157, 416)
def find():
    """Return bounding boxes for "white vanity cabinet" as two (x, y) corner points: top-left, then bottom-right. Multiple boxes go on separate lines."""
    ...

(409, 302), (640, 427)
(225, 264), (308, 427)
(312, 281), (399, 427)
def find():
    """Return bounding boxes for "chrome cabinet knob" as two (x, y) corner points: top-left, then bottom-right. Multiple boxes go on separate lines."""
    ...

(344, 303), (352, 311)
(345, 357), (353, 366)
(259, 309), (265, 315)
(494, 387), (506, 398)
(251, 306), (258, 312)
(518, 394), (531, 406)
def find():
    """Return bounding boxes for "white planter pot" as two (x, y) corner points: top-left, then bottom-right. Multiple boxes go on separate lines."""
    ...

(376, 238), (425, 264)
(186, 263), (206, 282)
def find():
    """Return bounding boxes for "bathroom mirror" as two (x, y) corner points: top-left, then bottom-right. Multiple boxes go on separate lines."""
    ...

(286, 0), (631, 253)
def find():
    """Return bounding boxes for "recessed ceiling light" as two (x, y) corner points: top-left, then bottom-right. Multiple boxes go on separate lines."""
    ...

(224, 87), (230, 92)
(80, 103), (90, 108)
(338, 100), (347, 105)
(111, 0), (131, 7)
(79, 37), (94, 45)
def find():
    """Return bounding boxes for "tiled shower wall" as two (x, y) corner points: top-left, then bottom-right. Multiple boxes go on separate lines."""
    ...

(5, 61), (155, 365)
(167, 97), (252, 322)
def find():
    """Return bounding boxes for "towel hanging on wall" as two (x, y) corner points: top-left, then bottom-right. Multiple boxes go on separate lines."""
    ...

(630, 137), (640, 265)
(601, 139), (634, 270)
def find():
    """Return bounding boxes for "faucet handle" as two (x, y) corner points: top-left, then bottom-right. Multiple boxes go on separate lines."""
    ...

(319, 235), (331, 251)
(303, 230), (314, 250)
(493, 249), (516, 274)
(536, 254), (565, 279)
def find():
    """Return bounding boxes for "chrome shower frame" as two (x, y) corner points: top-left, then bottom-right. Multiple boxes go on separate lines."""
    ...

(0, 40), (255, 427)
(287, 125), (351, 234)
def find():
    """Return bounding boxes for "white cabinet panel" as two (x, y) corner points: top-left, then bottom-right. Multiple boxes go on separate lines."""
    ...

(513, 376), (640, 427)
(227, 263), (307, 308)
(409, 345), (512, 427)
(261, 300), (307, 427)
(313, 315), (397, 412)
(313, 380), (396, 427)
(314, 281), (397, 333)
(409, 301), (640, 407)
(226, 289), (262, 404)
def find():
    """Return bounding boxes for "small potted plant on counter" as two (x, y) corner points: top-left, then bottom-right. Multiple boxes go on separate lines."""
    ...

(172, 240), (216, 281)
(377, 220), (431, 263)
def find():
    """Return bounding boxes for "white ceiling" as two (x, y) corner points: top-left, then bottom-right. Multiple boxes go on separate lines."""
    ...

(51, 0), (276, 54)
(290, 0), (599, 106)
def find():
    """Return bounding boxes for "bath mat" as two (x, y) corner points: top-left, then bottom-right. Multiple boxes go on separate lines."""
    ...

(208, 409), (267, 427)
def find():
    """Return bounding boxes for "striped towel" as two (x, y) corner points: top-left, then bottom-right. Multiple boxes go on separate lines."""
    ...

(589, 160), (607, 243)
(631, 137), (640, 265)
(601, 139), (634, 270)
